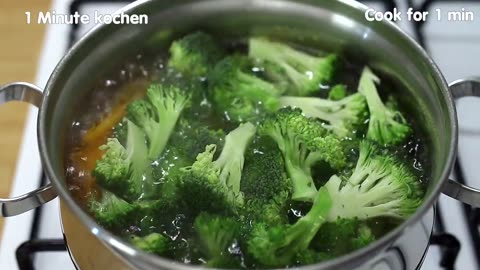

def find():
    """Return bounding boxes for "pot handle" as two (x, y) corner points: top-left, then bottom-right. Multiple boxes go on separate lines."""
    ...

(0, 82), (57, 217)
(442, 78), (480, 207)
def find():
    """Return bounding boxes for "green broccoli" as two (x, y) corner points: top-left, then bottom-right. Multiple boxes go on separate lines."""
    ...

(241, 138), (291, 225)
(168, 32), (224, 76)
(247, 187), (332, 267)
(249, 37), (339, 96)
(175, 165), (237, 216)
(131, 233), (171, 255)
(127, 84), (190, 160)
(194, 213), (241, 267)
(89, 191), (138, 231)
(152, 122), (226, 182)
(323, 140), (423, 221)
(245, 192), (290, 227)
(171, 120), (226, 161)
(358, 67), (412, 145)
(241, 139), (290, 202)
(260, 107), (346, 202)
(93, 138), (129, 192)
(93, 121), (151, 201)
(208, 55), (282, 122)
(328, 84), (348, 101)
(279, 93), (368, 138)
(175, 122), (257, 214)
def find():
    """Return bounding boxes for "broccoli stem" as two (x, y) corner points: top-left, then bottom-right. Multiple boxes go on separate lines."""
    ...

(126, 121), (154, 200)
(304, 152), (326, 168)
(215, 122), (256, 199)
(357, 67), (412, 144)
(148, 91), (188, 159)
(283, 132), (318, 202)
(273, 186), (332, 259)
(279, 96), (341, 122)
(358, 67), (385, 116)
(250, 38), (316, 71)
(250, 38), (309, 91)
(290, 187), (333, 248)
(285, 158), (317, 202)
(261, 112), (320, 202)
(249, 38), (337, 96)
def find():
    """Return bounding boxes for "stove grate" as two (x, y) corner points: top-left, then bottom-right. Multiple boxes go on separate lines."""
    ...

(430, 233), (461, 270)
(16, 239), (70, 270)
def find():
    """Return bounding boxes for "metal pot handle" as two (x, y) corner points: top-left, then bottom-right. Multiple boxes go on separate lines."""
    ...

(0, 83), (57, 217)
(442, 78), (480, 207)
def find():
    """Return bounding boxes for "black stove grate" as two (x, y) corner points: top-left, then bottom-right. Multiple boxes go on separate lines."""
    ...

(16, 239), (70, 270)
(430, 233), (461, 270)
(16, 0), (475, 269)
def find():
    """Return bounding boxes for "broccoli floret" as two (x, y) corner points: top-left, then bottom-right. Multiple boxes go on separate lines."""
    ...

(244, 191), (290, 227)
(279, 93), (368, 138)
(89, 191), (138, 231)
(249, 38), (339, 96)
(168, 32), (224, 76)
(194, 213), (241, 268)
(93, 138), (129, 192)
(131, 233), (171, 255)
(358, 67), (412, 145)
(175, 167), (236, 216)
(260, 107), (346, 202)
(171, 120), (226, 161)
(175, 122), (257, 214)
(212, 122), (257, 203)
(312, 219), (375, 257)
(208, 55), (282, 122)
(126, 84), (190, 160)
(324, 140), (423, 221)
(241, 139), (291, 225)
(241, 139), (290, 202)
(153, 122), (226, 181)
(185, 126), (225, 157)
(93, 121), (151, 201)
(247, 187), (332, 267)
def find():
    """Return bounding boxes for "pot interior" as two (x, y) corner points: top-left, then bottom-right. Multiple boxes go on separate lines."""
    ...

(40, 0), (455, 268)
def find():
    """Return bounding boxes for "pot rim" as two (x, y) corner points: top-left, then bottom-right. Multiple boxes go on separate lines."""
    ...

(38, 0), (458, 269)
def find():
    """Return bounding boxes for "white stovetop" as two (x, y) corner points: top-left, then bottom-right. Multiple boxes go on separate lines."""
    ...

(1, 1), (480, 269)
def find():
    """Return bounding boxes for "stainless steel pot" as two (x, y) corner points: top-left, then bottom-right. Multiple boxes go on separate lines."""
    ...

(1, 0), (480, 269)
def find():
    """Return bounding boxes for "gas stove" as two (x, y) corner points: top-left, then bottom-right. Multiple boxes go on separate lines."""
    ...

(1, 0), (480, 269)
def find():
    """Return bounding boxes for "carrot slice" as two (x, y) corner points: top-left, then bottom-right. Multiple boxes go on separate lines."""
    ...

(83, 79), (149, 146)
(68, 79), (149, 198)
